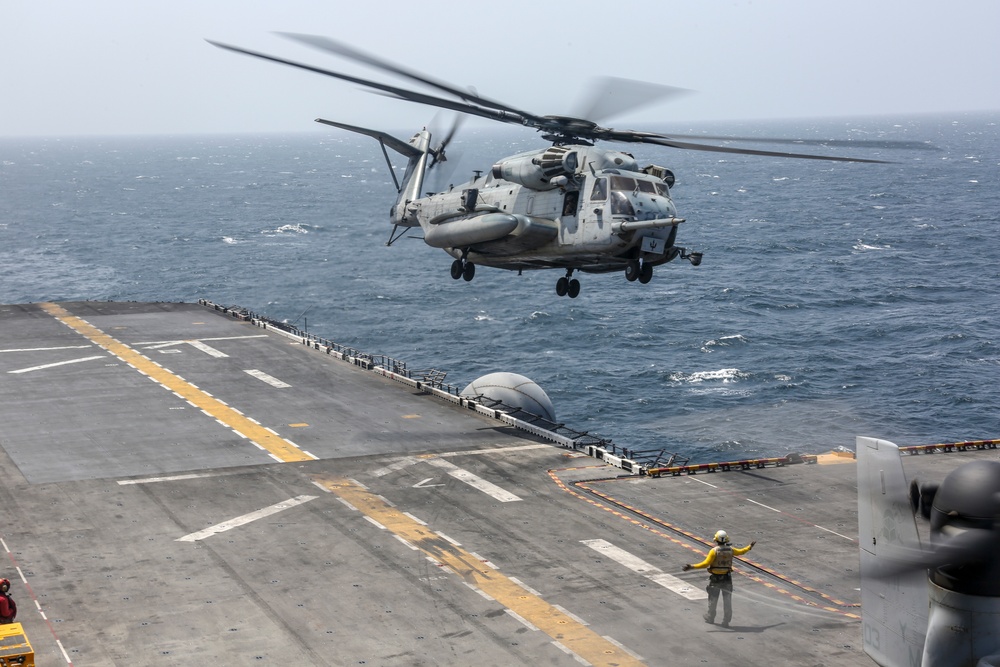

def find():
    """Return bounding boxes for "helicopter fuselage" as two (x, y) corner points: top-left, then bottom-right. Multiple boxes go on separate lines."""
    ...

(400, 143), (692, 280)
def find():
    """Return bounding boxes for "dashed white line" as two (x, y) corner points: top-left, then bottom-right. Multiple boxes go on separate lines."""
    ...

(505, 609), (539, 631)
(363, 516), (386, 530)
(403, 512), (427, 526)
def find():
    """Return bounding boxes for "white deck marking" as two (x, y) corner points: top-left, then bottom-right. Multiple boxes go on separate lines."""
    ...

(436, 443), (552, 457)
(370, 456), (421, 477)
(371, 445), (551, 479)
(187, 340), (229, 357)
(745, 498), (855, 541)
(425, 458), (521, 502)
(243, 368), (291, 388)
(0, 345), (93, 353)
(176, 495), (317, 542)
(118, 472), (233, 485)
(413, 477), (445, 488)
(815, 525), (856, 541)
(134, 335), (268, 345)
(7, 355), (106, 374)
(142, 342), (182, 350)
(745, 498), (782, 512)
(581, 539), (707, 600)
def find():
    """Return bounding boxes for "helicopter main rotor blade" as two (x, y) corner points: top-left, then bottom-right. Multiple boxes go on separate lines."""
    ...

(277, 32), (540, 121)
(664, 133), (936, 151)
(871, 526), (1000, 579)
(206, 40), (532, 127)
(573, 76), (693, 124)
(635, 133), (892, 163)
(209, 36), (909, 163)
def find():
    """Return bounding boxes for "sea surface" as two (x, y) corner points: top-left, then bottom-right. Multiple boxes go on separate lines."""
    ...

(2, 113), (998, 461)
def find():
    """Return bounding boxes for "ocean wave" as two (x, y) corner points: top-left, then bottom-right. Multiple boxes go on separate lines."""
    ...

(853, 241), (891, 251)
(668, 368), (747, 383)
(260, 223), (319, 235)
(701, 334), (749, 352)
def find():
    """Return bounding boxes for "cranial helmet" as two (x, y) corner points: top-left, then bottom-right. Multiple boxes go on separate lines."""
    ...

(0, 578), (9, 593)
(714, 530), (729, 544)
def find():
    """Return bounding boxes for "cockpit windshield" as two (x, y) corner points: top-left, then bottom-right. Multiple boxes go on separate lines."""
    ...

(609, 175), (669, 197)
(610, 175), (636, 192)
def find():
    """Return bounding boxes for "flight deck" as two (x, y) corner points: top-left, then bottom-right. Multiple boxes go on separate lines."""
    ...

(0, 301), (995, 666)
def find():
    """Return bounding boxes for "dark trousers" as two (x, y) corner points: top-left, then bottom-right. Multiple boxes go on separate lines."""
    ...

(705, 573), (734, 623)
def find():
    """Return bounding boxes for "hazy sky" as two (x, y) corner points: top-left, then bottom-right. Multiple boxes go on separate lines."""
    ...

(2, 0), (998, 137)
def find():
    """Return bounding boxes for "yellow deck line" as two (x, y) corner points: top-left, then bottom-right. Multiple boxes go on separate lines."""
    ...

(315, 475), (646, 667)
(40, 302), (315, 463)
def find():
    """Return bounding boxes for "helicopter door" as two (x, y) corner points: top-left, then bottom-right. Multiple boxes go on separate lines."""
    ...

(558, 191), (580, 244)
(579, 177), (611, 245)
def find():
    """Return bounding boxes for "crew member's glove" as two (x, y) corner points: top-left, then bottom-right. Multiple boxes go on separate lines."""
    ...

(750, 541), (757, 548)
(682, 564), (692, 571)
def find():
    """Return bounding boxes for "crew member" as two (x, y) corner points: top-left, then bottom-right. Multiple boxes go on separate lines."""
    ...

(0, 578), (16, 624)
(683, 530), (755, 627)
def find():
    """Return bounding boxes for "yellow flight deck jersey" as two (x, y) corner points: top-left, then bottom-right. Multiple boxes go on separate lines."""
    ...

(689, 543), (753, 575)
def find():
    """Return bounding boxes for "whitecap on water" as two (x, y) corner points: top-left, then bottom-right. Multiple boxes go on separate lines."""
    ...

(261, 224), (312, 235)
(701, 334), (748, 353)
(852, 241), (890, 251)
(669, 368), (745, 383)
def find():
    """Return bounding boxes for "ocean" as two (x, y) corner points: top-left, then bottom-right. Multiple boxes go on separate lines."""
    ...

(1, 113), (998, 462)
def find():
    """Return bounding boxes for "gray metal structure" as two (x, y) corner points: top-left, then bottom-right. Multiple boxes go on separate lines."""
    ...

(1, 300), (994, 666)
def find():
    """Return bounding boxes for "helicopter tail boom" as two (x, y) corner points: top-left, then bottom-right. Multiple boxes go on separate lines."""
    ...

(315, 119), (431, 229)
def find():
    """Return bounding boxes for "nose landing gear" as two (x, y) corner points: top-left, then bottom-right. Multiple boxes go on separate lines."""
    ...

(625, 259), (653, 284)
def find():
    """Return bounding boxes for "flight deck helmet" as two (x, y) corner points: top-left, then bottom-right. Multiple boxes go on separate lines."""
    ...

(714, 530), (729, 544)
(0, 579), (9, 593)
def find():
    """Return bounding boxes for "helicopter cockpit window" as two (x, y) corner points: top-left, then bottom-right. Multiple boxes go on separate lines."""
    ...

(590, 178), (607, 201)
(654, 182), (670, 196)
(610, 191), (635, 217)
(610, 175), (637, 192)
(636, 180), (656, 194)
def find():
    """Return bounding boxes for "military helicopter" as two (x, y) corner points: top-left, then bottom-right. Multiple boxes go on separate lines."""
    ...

(857, 437), (1000, 667)
(209, 34), (915, 298)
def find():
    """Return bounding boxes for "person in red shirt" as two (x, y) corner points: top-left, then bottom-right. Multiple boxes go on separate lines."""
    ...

(0, 578), (17, 624)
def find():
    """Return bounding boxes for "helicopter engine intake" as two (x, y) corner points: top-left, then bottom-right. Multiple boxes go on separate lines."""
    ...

(491, 146), (579, 191)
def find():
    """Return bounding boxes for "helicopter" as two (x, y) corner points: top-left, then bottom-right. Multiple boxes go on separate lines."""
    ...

(208, 34), (918, 298)
(857, 437), (1000, 667)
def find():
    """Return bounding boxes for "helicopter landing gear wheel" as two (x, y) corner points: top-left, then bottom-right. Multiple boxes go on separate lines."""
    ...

(638, 262), (653, 284)
(556, 275), (581, 298)
(462, 262), (476, 282)
(625, 260), (640, 282)
(450, 259), (464, 280)
(556, 276), (569, 297)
